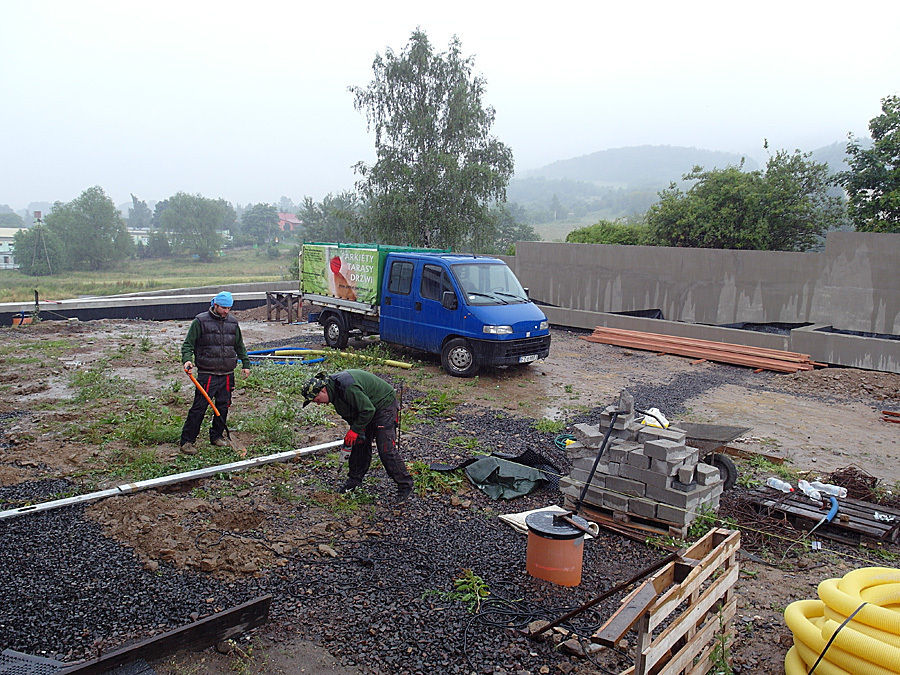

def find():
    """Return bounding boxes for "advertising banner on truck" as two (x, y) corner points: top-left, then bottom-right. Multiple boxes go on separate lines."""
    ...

(301, 244), (380, 304)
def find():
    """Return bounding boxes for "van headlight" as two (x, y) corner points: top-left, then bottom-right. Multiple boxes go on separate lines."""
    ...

(539, 320), (548, 330)
(483, 325), (513, 335)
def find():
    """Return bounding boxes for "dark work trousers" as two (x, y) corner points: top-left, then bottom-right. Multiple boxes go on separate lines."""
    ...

(180, 372), (233, 444)
(347, 400), (413, 489)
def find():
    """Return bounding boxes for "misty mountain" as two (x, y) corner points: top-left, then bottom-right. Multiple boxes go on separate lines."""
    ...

(522, 145), (759, 188)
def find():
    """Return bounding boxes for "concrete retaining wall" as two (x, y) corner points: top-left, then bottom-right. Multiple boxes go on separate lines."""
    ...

(515, 232), (899, 335)
(512, 232), (900, 373)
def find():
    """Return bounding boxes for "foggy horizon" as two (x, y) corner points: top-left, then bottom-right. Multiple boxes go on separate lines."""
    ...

(2, 1), (897, 213)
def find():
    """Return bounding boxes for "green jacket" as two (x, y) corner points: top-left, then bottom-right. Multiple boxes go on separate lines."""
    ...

(325, 369), (396, 434)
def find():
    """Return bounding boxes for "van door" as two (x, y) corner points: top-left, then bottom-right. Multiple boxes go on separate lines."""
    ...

(379, 258), (423, 347)
(416, 262), (465, 353)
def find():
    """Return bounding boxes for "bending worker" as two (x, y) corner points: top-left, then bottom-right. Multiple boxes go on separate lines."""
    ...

(179, 291), (251, 454)
(302, 369), (413, 503)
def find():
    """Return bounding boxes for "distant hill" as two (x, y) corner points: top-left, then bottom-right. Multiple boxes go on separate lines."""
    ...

(522, 145), (758, 188)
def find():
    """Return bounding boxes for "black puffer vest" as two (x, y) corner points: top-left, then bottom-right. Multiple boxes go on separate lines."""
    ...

(194, 309), (239, 374)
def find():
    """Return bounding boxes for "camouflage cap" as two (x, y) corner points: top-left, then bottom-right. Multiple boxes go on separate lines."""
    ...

(301, 372), (329, 407)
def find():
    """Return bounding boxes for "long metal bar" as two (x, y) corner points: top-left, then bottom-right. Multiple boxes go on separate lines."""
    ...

(0, 440), (342, 521)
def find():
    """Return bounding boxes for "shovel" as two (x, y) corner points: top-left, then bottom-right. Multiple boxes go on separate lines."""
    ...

(184, 366), (246, 457)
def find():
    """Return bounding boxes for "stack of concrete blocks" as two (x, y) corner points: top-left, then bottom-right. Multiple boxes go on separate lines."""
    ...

(560, 405), (724, 533)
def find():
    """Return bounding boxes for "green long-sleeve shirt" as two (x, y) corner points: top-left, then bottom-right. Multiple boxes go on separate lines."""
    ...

(325, 369), (396, 434)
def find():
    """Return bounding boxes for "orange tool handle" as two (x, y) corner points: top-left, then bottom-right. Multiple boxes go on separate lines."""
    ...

(185, 367), (222, 417)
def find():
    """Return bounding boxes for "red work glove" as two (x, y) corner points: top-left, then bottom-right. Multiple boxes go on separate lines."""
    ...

(344, 429), (359, 447)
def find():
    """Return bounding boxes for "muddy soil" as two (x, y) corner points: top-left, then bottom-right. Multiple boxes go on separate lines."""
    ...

(0, 311), (898, 674)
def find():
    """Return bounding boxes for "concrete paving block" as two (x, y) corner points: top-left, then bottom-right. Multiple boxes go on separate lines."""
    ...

(677, 466), (694, 484)
(650, 457), (683, 476)
(620, 463), (671, 488)
(643, 439), (688, 462)
(608, 446), (628, 464)
(573, 423), (604, 446)
(656, 503), (691, 526)
(637, 426), (687, 445)
(606, 475), (645, 497)
(626, 448), (650, 469)
(603, 491), (629, 511)
(572, 456), (604, 472)
(570, 467), (606, 490)
(606, 461), (620, 476)
(645, 481), (704, 509)
(695, 463), (721, 486)
(628, 497), (658, 519)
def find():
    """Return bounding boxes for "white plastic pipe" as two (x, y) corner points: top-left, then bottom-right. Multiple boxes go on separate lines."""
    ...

(0, 439), (343, 521)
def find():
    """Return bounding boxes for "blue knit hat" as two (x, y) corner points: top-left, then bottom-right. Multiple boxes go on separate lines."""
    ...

(211, 291), (233, 308)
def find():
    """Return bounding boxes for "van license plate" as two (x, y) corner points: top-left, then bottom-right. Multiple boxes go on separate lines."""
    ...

(518, 354), (538, 363)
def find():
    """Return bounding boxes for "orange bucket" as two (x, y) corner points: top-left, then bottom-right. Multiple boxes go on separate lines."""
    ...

(525, 511), (588, 587)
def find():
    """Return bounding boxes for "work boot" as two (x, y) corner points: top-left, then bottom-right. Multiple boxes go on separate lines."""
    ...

(394, 485), (413, 504)
(339, 479), (362, 494)
(211, 437), (230, 448)
(180, 442), (197, 455)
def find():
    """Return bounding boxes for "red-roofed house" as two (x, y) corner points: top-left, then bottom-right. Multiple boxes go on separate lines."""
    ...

(278, 212), (302, 233)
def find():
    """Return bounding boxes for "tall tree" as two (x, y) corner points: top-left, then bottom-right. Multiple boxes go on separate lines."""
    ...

(0, 212), (24, 227)
(298, 192), (360, 242)
(241, 203), (280, 245)
(158, 192), (228, 261)
(13, 224), (64, 276)
(841, 95), (900, 233)
(646, 150), (843, 251)
(350, 29), (514, 250)
(128, 194), (153, 229)
(44, 186), (133, 269)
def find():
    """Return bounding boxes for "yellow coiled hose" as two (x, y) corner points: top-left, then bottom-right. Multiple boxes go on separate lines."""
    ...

(784, 567), (900, 674)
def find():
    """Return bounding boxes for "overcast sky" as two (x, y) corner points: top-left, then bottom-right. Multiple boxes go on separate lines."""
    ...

(2, 0), (898, 212)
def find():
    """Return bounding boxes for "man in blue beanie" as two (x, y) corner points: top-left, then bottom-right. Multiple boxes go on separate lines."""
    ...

(179, 290), (250, 454)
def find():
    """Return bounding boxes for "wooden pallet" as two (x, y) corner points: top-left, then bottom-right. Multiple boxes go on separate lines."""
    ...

(615, 529), (740, 675)
(747, 488), (900, 544)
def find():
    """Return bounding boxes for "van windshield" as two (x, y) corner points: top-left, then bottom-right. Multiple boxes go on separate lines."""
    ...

(450, 263), (529, 305)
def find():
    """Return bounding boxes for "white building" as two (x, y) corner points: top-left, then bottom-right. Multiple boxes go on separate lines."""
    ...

(0, 227), (23, 269)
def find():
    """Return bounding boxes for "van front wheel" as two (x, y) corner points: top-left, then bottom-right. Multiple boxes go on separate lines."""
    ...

(441, 338), (479, 378)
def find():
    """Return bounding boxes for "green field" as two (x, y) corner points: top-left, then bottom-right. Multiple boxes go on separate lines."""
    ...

(0, 246), (296, 302)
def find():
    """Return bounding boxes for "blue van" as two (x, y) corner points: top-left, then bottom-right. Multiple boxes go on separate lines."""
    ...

(301, 246), (550, 377)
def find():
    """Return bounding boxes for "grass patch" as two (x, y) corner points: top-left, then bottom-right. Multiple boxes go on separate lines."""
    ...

(119, 399), (183, 446)
(532, 418), (565, 434)
(744, 456), (797, 482)
(0, 338), (74, 358)
(410, 460), (464, 497)
(0, 246), (295, 303)
(403, 388), (460, 429)
(69, 362), (132, 402)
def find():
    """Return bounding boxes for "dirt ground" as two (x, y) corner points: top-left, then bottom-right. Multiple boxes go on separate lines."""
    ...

(1, 310), (898, 674)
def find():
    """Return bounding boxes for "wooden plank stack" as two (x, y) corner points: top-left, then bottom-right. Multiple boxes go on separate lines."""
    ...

(580, 326), (817, 373)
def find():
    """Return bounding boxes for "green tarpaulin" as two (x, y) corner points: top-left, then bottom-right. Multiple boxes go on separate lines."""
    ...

(463, 457), (548, 500)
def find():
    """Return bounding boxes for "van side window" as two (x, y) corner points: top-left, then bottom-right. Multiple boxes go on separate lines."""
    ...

(388, 261), (414, 295)
(421, 264), (452, 301)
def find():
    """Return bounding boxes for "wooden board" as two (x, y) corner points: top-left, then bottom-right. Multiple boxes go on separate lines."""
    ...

(593, 581), (659, 646)
(58, 595), (272, 674)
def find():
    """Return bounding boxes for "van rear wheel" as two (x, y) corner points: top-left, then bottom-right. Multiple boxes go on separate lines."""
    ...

(441, 338), (479, 378)
(323, 316), (349, 350)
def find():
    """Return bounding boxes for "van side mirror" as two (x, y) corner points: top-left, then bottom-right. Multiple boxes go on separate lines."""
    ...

(441, 290), (458, 310)
(522, 287), (530, 299)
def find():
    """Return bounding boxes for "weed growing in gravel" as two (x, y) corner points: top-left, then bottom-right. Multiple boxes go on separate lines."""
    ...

(449, 569), (490, 613)
(448, 435), (483, 453)
(687, 507), (737, 539)
(140, 336), (152, 352)
(403, 388), (459, 428)
(532, 418), (565, 434)
(863, 544), (899, 562)
(737, 473), (761, 488)
(745, 456), (796, 482)
(708, 610), (734, 675)
(108, 447), (167, 481)
(409, 460), (463, 496)
(271, 481), (300, 502)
